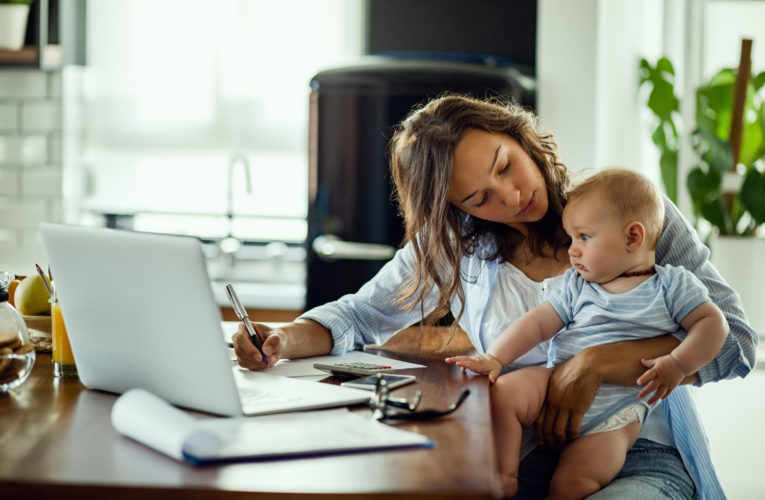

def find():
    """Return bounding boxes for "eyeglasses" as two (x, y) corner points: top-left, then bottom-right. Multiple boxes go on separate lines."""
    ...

(369, 373), (471, 421)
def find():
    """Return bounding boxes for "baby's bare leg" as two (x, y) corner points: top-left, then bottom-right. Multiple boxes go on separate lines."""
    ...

(546, 421), (641, 500)
(490, 366), (551, 498)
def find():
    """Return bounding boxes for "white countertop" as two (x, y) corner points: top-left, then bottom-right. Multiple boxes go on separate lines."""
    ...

(211, 281), (305, 311)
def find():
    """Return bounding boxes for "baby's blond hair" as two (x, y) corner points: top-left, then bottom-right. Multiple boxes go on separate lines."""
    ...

(567, 168), (665, 250)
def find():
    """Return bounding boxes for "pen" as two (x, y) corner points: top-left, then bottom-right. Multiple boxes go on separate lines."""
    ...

(224, 283), (268, 364)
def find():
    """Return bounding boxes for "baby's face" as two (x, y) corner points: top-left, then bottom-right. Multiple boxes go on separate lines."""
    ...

(562, 193), (629, 283)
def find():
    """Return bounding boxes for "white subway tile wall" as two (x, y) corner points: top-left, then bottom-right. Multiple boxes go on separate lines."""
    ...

(0, 70), (47, 98)
(21, 101), (62, 132)
(0, 69), (66, 275)
(0, 103), (17, 131)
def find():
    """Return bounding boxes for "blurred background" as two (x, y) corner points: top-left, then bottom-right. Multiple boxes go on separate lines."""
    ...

(1, 0), (763, 310)
(0, 2), (763, 496)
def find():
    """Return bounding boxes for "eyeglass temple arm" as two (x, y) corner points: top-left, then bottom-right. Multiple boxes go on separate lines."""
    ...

(381, 389), (471, 421)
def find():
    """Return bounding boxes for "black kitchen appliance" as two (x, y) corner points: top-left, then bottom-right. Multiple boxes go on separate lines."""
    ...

(306, 57), (535, 310)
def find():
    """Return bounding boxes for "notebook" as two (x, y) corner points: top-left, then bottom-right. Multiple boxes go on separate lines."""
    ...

(39, 223), (370, 417)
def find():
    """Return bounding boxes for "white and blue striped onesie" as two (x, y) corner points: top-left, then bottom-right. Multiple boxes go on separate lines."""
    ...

(546, 264), (710, 434)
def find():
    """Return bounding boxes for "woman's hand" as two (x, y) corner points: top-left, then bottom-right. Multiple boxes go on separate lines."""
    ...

(232, 318), (334, 370)
(535, 349), (602, 448)
(535, 335), (685, 447)
(232, 322), (285, 370)
(445, 353), (503, 383)
(636, 354), (686, 404)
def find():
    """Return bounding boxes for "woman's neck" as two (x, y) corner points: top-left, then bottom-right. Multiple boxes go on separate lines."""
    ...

(509, 241), (570, 282)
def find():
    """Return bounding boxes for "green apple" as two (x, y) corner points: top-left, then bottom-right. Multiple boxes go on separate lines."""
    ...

(14, 275), (51, 315)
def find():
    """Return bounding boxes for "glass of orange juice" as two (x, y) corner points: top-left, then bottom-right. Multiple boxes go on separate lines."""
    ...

(50, 296), (77, 378)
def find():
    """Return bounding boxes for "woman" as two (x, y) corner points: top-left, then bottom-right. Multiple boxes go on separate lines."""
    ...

(233, 94), (757, 499)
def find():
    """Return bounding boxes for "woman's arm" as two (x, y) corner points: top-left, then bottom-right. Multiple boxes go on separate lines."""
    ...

(234, 242), (434, 369)
(534, 335), (695, 447)
(657, 196), (757, 383)
(299, 242), (436, 355)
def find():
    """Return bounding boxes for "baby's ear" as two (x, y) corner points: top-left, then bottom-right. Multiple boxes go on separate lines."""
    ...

(625, 221), (645, 251)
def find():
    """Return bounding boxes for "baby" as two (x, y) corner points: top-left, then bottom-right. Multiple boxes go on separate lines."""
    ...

(447, 168), (729, 499)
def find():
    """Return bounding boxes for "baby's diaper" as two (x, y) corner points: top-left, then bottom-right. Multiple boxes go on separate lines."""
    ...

(586, 404), (646, 435)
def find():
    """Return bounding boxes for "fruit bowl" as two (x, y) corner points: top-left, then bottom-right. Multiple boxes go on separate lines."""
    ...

(0, 338), (36, 392)
(23, 314), (52, 335)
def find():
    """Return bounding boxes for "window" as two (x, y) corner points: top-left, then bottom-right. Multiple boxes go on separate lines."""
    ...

(77, 0), (363, 244)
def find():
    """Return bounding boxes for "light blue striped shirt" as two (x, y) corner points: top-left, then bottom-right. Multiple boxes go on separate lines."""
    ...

(546, 265), (710, 433)
(301, 196), (757, 499)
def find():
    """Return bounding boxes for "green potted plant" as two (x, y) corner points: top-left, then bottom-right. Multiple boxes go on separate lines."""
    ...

(0, 0), (33, 51)
(640, 50), (765, 237)
(638, 57), (681, 204)
(640, 40), (765, 332)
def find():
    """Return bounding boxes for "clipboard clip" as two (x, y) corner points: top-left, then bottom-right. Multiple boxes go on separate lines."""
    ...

(369, 373), (470, 421)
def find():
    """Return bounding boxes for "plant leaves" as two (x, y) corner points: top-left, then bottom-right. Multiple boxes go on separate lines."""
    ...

(741, 168), (765, 225)
(738, 117), (764, 166)
(652, 125), (667, 149)
(660, 150), (678, 203)
(707, 68), (736, 87)
(647, 58), (765, 235)
(687, 166), (722, 204)
(656, 57), (675, 77)
(691, 127), (733, 172)
(701, 197), (733, 235)
(640, 57), (681, 204)
(648, 79), (679, 121)
(687, 167), (728, 234)
(638, 58), (652, 85)
(753, 71), (765, 90)
(697, 70), (735, 140)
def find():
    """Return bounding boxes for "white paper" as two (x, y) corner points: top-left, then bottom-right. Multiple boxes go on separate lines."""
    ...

(185, 408), (432, 461)
(111, 388), (200, 460)
(111, 388), (432, 464)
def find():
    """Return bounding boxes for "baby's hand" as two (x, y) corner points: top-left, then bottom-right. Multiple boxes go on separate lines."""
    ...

(636, 354), (686, 405)
(445, 353), (503, 383)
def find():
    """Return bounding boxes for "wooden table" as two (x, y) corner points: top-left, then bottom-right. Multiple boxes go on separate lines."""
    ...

(0, 328), (501, 499)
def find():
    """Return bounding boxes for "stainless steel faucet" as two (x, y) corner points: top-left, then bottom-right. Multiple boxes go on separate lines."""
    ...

(220, 154), (253, 263)
(227, 153), (252, 226)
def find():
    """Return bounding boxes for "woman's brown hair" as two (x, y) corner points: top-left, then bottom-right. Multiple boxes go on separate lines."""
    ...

(389, 93), (571, 324)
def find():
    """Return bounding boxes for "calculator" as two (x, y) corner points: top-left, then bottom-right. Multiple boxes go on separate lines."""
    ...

(313, 361), (396, 378)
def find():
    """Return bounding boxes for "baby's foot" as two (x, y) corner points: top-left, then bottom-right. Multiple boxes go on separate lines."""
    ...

(500, 473), (518, 498)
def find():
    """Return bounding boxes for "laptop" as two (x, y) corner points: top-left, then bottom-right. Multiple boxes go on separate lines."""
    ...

(40, 223), (370, 416)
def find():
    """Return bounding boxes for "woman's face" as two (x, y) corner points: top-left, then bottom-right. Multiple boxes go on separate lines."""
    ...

(448, 128), (549, 234)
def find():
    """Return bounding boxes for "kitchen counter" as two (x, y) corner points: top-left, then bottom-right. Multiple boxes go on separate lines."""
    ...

(210, 280), (305, 311)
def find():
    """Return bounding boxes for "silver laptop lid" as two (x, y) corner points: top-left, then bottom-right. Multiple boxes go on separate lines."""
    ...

(40, 223), (244, 416)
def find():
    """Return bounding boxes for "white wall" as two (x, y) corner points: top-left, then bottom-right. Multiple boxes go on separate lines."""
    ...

(538, 0), (664, 184)
(537, 0), (598, 173)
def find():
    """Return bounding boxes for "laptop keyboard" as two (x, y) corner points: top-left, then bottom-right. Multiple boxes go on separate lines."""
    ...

(238, 386), (304, 408)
